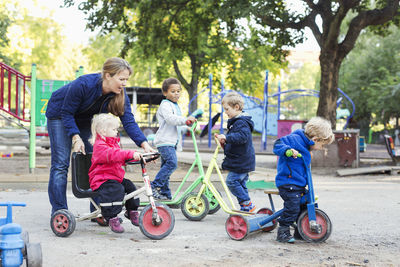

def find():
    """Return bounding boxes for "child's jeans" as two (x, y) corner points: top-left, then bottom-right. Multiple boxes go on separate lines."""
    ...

(277, 184), (305, 227)
(226, 171), (250, 204)
(151, 146), (177, 199)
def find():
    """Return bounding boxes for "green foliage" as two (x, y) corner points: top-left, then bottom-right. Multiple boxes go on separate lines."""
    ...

(63, 0), (285, 112)
(0, 10), (11, 64)
(1, 1), (88, 80)
(339, 26), (400, 134)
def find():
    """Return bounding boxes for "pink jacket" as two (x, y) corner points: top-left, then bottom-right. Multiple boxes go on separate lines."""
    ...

(89, 135), (135, 191)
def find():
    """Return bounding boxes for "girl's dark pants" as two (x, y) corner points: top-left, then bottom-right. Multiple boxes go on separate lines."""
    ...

(278, 184), (305, 227)
(96, 179), (140, 220)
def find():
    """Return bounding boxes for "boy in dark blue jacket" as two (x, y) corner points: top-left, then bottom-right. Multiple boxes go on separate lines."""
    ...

(273, 116), (334, 243)
(216, 92), (256, 212)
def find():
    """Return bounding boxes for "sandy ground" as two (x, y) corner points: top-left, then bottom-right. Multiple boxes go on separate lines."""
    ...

(0, 154), (400, 267)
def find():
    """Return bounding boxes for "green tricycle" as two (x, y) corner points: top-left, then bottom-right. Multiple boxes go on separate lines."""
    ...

(140, 119), (220, 217)
(179, 133), (261, 221)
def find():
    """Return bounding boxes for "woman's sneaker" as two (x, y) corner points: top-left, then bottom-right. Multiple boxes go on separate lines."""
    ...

(109, 217), (124, 233)
(240, 201), (256, 212)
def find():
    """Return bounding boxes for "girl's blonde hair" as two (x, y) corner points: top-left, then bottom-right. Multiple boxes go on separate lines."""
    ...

(101, 57), (133, 117)
(90, 113), (120, 144)
(304, 117), (335, 144)
(221, 91), (244, 110)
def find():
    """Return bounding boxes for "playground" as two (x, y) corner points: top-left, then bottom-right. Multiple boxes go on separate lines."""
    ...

(0, 148), (399, 266)
(1, 62), (400, 266)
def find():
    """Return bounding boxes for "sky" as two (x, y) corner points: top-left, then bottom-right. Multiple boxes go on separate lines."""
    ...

(32, 0), (319, 51)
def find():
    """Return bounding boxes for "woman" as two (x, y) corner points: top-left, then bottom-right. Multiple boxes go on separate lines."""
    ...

(46, 57), (153, 215)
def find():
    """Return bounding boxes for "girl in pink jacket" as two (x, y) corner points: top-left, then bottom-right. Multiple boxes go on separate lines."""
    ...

(89, 113), (142, 233)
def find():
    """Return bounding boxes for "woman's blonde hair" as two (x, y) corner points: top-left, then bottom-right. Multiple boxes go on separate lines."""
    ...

(90, 113), (120, 144)
(101, 57), (133, 116)
(221, 91), (244, 110)
(304, 117), (335, 144)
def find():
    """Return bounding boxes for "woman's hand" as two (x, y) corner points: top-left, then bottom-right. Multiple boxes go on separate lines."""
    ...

(72, 135), (86, 155)
(141, 141), (156, 153)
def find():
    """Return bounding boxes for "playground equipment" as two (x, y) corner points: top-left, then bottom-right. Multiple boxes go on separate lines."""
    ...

(50, 152), (175, 240)
(180, 134), (258, 221)
(225, 150), (332, 241)
(191, 71), (355, 151)
(141, 119), (221, 215)
(0, 202), (42, 267)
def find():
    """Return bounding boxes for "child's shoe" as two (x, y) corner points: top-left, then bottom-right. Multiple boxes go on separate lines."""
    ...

(276, 226), (295, 243)
(129, 210), (139, 226)
(152, 187), (169, 200)
(109, 217), (124, 233)
(240, 201), (256, 212)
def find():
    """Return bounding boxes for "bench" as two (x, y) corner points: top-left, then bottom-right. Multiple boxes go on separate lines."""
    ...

(383, 135), (400, 165)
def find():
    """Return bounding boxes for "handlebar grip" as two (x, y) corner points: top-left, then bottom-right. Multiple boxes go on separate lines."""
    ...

(285, 149), (302, 158)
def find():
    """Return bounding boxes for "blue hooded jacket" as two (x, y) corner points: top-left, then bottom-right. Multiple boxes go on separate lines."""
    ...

(221, 113), (255, 173)
(273, 129), (314, 188)
(45, 73), (146, 147)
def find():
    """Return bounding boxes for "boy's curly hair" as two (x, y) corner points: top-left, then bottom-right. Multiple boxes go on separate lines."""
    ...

(304, 117), (335, 144)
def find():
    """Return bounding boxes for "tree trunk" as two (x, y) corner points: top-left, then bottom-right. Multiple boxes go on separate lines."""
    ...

(188, 83), (198, 114)
(317, 47), (343, 130)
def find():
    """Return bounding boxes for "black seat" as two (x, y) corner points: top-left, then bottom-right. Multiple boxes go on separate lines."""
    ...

(71, 152), (98, 198)
(384, 135), (400, 165)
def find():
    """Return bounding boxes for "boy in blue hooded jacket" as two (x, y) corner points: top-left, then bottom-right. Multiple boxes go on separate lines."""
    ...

(273, 116), (334, 243)
(216, 92), (256, 212)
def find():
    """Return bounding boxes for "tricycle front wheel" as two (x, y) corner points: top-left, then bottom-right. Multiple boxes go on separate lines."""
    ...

(180, 192), (209, 221)
(296, 208), (332, 243)
(139, 203), (175, 240)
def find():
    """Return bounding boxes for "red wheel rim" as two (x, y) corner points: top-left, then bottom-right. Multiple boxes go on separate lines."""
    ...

(52, 214), (69, 234)
(226, 215), (248, 240)
(257, 208), (276, 232)
(142, 207), (172, 236)
(300, 213), (328, 240)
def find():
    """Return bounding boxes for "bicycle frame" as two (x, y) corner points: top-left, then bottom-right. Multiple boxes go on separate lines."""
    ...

(195, 136), (255, 216)
(140, 121), (206, 206)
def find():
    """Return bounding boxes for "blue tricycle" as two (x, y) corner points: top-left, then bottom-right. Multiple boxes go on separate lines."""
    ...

(225, 151), (332, 242)
(0, 202), (42, 267)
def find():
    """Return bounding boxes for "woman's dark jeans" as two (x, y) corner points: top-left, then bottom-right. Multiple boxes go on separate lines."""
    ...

(47, 118), (92, 214)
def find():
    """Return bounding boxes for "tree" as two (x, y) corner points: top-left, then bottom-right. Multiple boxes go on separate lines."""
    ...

(339, 26), (400, 135)
(64, 0), (239, 112)
(0, 9), (11, 64)
(221, 0), (400, 128)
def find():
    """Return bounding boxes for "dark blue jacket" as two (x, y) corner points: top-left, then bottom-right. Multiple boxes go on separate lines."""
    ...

(45, 73), (146, 147)
(273, 129), (314, 188)
(221, 113), (255, 173)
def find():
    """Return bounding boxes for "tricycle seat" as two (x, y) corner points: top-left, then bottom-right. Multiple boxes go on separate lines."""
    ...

(71, 152), (98, 199)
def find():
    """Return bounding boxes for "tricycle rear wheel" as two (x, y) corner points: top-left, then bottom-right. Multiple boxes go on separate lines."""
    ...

(225, 214), (249, 241)
(26, 243), (42, 267)
(256, 208), (277, 232)
(50, 209), (76, 237)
